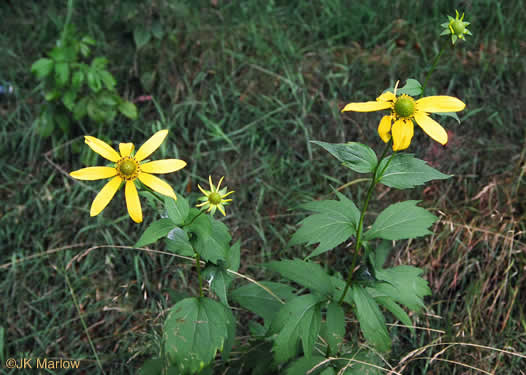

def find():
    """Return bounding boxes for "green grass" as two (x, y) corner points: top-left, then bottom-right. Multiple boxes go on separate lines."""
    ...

(1, 0), (525, 373)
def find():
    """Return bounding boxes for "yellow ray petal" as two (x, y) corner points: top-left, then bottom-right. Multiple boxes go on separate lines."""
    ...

(197, 184), (209, 196)
(377, 115), (393, 143)
(216, 176), (224, 191)
(135, 130), (168, 162)
(125, 181), (142, 223)
(138, 172), (177, 199)
(392, 119), (414, 151)
(119, 143), (135, 157)
(84, 136), (121, 162)
(217, 204), (226, 216)
(140, 159), (187, 174)
(416, 96), (465, 113)
(414, 112), (448, 145)
(376, 91), (396, 102)
(341, 100), (392, 113)
(90, 176), (122, 216)
(70, 166), (117, 180)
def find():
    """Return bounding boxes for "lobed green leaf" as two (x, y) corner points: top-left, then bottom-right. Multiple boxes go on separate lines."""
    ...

(270, 294), (323, 363)
(164, 297), (234, 374)
(289, 191), (359, 259)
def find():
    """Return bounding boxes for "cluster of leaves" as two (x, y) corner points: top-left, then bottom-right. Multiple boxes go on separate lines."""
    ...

(31, 25), (137, 137)
(135, 196), (239, 374)
(134, 131), (453, 373)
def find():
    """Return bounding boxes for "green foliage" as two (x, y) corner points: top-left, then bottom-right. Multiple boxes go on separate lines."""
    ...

(324, 302), (345, 354)
(312, 141), (378, 174)
(384, 78), (423, 97)
(231, 282), (296, 328)
(364, 200), (438, 241)
(202, 241), (241, 306)
(269, 294), (324, 363)
(377, 154), (451, 189)
(165, 195), (190, 225)
(135, 218), (176, 248)
(289, 192), (360, 258)
(351, 285), (391, 352)
(31, 26), (137, 137)
(285, 355), (328, 375)
(266, 259), (333, 296)
(164, 297), (235, 374)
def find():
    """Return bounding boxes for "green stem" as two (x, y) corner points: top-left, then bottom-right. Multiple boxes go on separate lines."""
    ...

(422, 43), (446, 95)
(338, 141), (391, 305)
(195, 252), (204, 297)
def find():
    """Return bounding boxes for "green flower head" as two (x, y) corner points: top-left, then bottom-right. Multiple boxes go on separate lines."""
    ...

(441, 10), (472, 45)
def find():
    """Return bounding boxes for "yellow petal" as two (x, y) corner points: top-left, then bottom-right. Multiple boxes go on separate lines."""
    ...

(135, 130), (168, 162)
(391, 119), (414, 151)
(197, 184), (209, 196)
(217, 204), (226, 216)
(138, 172), (177, 199)
(377, 115), (392, 143)
(416, 96), (466, 113)
(90, 176), (122, 216)
(119, 143), (135, 157)
(125, 181), (142, 223)
(414, 112), (448, 145)
(70, 166), (117, 180)
(84, 136), (121, 162)
(140, 159), (187, 174)
(341, 100), (392, 113)
(376, 91), (396, 102)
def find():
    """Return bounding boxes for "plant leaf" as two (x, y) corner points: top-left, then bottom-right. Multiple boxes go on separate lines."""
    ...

(31, 58), (54, 79)
(373, 266), (431, 311)
(325, 301), (345, 354)
(165, 195), (189, 225)
(119, 100), (138, 119)
(364, 200), (437, 241)
(289, 192), (359, 259)
(285, 355), (328, 375)
(134, 25), (152, 49)
(266, 258), (333, 297)
(270, 294), (323, 363)
(192, 218), (230, 264)
(231, 281), (296, 327)
(312, 141), (378, 174)
(165, 227), (194, 256)
(164, 297), (234, 374)
(384, 78), (423, 97)
(378, 154), (450, 189)
(135, 218), (175, 247)
(351, 285), (391, 352)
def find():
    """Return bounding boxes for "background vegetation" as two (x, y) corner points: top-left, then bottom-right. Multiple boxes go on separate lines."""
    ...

(1, 0), (525, 373)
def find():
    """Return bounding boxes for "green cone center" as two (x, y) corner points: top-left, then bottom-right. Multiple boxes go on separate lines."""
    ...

(209, 192), (222, 205)
(119, 160), (136, 176)
(394, 96), (415, 118)
(451, 20), (465, 35)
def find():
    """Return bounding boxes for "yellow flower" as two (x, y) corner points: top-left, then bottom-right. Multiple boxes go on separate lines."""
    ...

(341, 90), (465, 151)
(196, 176), (234, 216)
(70, 129), (186, 223)
(441, 10), (472, 45)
